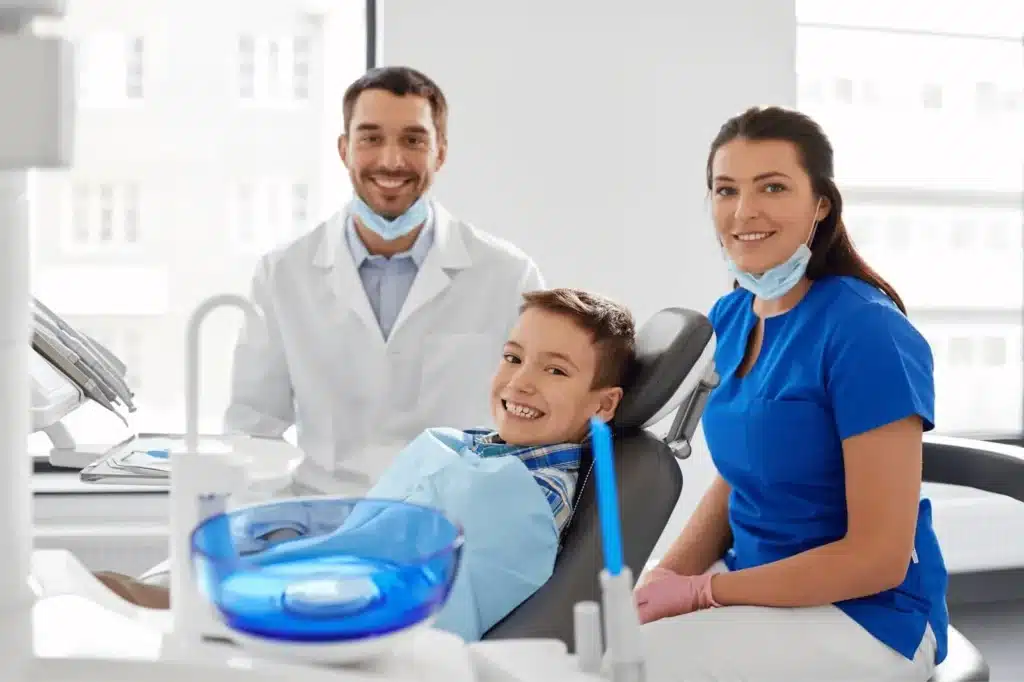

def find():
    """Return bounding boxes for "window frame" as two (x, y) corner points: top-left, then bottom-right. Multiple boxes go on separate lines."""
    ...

(77, 32), (147, 110)
(841, 189), (1024, 444)
(797, 19), (1024, 442)
(228, 178), (313, 253)
(235, 33), (312, 107)
(60, 181), (145, 255)
(795, 11), (1024, 577)
(33, 0), (377, 479)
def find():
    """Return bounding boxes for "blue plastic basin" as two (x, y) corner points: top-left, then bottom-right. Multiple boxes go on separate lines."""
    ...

(190, 497), (464, 643)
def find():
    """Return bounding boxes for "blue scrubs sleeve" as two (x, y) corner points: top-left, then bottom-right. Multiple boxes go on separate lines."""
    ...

(825, 303), (936, 441)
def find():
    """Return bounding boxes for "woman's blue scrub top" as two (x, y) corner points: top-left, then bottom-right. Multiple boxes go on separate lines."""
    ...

(703, 275), (949, 664)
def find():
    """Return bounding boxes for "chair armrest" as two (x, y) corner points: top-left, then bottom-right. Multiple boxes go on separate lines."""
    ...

(923, 435), (1024, 505)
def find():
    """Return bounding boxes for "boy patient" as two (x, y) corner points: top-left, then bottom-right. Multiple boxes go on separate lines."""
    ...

(93, 288), (637, 610)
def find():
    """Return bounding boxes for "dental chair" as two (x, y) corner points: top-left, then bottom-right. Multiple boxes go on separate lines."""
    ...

(923, 435), (1024, 682)
(483, 306), (717, 643)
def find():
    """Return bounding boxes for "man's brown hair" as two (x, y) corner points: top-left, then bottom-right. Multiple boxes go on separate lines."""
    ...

(342, 66), (449, 141)
(520, 288), (637, 390)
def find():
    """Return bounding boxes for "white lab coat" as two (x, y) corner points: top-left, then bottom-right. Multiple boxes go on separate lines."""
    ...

(223, 199), (545, 492)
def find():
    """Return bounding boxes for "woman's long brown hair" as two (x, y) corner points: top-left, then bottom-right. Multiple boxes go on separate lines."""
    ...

(706, 106), (907, 314)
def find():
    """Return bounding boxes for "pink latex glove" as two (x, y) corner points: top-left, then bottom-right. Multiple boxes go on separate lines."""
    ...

(635, 566), (677, 590)
(633, 571), (721, 624)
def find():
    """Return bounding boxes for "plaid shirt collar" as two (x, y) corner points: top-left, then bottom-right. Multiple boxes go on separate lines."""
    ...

(464, 429), (585, 472)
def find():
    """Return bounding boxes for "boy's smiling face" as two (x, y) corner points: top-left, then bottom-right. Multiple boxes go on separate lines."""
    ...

(491, 307), (623, 446)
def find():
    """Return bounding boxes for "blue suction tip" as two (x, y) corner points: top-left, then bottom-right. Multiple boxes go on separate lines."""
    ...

(589, 416), (624, 576)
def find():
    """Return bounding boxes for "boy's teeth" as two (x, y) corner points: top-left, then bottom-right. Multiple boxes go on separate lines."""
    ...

(505, 401), (542, 419)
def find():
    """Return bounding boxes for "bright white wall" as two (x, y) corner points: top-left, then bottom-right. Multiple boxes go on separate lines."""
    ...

(377, 0), (797, 560)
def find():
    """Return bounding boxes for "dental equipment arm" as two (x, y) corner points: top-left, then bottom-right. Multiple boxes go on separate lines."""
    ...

(30, 349), (85, 438)
(31, 352), (121, 477)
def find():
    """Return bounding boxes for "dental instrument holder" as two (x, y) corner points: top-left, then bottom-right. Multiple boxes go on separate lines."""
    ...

(168, 294), (264, 647)
(579, 417), (647, 682)
(29, 350), (85, 447)
(30, 347), (135, 470)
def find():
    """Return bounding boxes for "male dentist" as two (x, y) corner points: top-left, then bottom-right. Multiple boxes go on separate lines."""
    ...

(224, 66), (545, 491)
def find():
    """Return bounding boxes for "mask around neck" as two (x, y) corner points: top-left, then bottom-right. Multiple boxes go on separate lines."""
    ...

(724, 197), (823, 301)
(351, 195), (430, 241)
(726, 243), (812, 301)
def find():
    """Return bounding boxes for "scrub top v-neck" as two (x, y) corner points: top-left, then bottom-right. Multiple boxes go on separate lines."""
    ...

(701, 275), (950, 665)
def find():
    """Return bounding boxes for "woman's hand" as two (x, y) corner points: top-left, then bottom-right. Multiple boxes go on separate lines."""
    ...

(633, 571), (719, 624)
(634, 565), (676, 590)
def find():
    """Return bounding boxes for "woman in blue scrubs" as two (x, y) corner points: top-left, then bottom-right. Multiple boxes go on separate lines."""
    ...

(635, 106), (948, 681)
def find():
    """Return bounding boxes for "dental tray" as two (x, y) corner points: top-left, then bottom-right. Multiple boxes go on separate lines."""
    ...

(191, 497), (464, 658)
(78, 432), (219, 486)
(79, 433), (303, 492)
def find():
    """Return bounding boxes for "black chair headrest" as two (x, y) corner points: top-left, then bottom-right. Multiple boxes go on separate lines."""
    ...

(611, 307), (714, 431)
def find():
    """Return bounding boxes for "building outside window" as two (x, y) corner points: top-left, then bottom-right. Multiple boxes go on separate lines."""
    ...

(237, 33), (313, 105)
(78, 33), (146, 107)
(62, 182), (143, 253)
(797, 0), (1024, 437)
(31, 1), (366, 444)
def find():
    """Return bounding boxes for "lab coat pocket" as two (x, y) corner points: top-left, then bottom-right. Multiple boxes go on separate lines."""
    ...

(419, 332), (501, 429)
(744, 397), (842, 485)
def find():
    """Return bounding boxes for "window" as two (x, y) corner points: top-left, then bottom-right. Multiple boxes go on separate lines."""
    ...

(31, 2), (368, 447)
(293, 36), (312, 99)
(834, 77), (855, 104)
(62, 182), (142, 252)
(921, 84), (943, 110)
(981, 336), (1007, 368)
(125, 37), (145, 99)
(238, 36), (256, 98)
(797, 1), (1024, 437)
(237, 33), (314, 104)
(78, 33), (146, 107)
(230, 180), (313, 251)
(976, 80), (1024, 115)
(292, 183), (310, 233)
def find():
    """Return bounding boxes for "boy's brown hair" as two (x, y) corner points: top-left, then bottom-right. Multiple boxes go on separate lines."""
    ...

(520, 288), (637, 390)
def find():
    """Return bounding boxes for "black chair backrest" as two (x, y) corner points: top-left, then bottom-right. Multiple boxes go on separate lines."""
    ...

(922, 435), (1024, 504)
(483, 308), (715, 646)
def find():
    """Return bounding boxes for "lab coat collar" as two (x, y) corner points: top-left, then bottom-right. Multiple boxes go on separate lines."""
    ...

(344, 210), (435, 269)
(311, 198), (473, 343)
(314, 198), (471, 271)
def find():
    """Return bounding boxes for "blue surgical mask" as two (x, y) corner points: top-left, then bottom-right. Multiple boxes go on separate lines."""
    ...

(726, 244), (812, 301)
(351, 195), (430, 241)
(724, 198), (823, 301)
